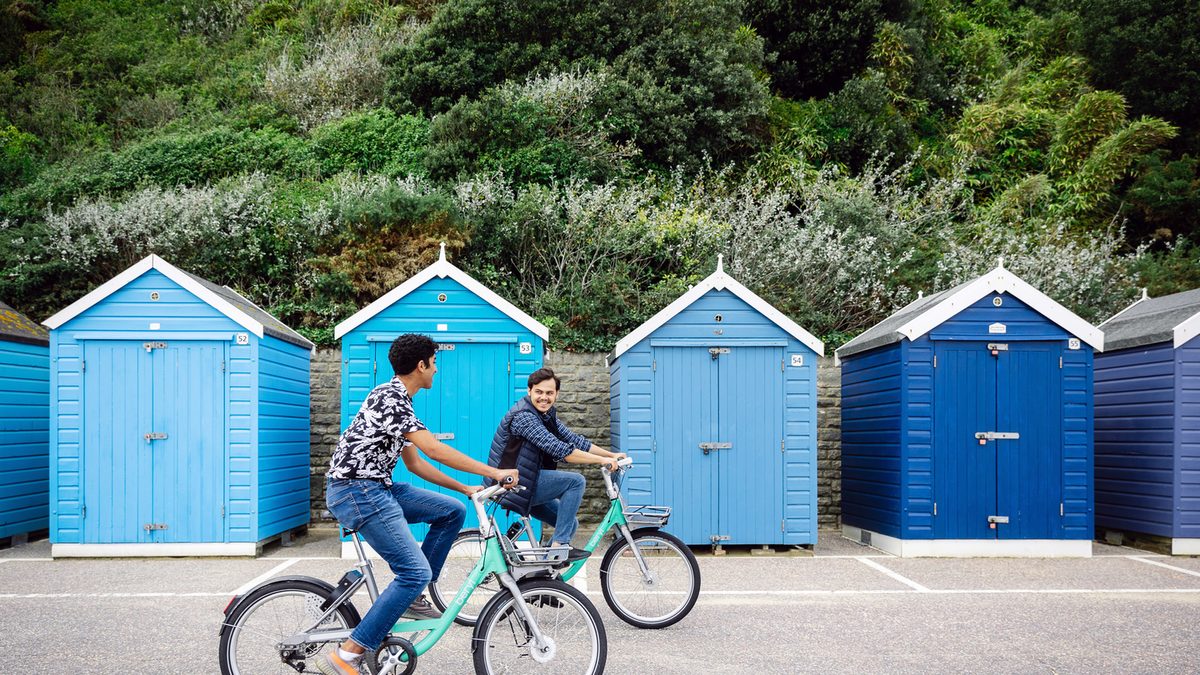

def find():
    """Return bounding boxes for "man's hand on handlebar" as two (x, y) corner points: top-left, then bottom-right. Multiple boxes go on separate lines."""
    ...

(491, 468), (519, 488)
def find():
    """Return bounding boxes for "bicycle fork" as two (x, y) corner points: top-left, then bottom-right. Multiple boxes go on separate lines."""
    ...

(615, 523), (654, 582)
(494, 571), (555, 659)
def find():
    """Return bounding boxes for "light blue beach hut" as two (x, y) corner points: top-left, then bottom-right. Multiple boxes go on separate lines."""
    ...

(0, 301), (50, 545)
(607, 256), (824, 547)
(43, 255), (314, 556)
(334, 244), (548, 554)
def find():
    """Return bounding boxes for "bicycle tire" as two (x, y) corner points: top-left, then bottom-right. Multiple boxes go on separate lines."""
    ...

(471, 577), (607, 675)
(599, 527), (700, 629)
(428, 528), (499, 626)
(218, 577), (361, 675)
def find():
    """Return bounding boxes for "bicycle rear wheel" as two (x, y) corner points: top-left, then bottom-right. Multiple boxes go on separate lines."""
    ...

(429, 528), (499, 626)
(218, 578), (360, 675)
(599, 528), (700, 628)
(472, 578), (607, 675)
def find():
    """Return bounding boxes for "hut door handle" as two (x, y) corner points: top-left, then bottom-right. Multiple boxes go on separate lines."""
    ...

(974, 431), (1019, 445)
(699, 442), (732, 455)
(432, 433), (454, 440)
(144, 432), (168, 443)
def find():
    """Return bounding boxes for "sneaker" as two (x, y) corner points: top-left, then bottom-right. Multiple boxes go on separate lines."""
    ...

(314, 651), (359, 675)
(544, 544), (591, 562)
(402, 594), (442, 620)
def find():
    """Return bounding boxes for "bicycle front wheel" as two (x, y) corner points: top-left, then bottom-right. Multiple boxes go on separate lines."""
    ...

(599, 528), (701, 628)
(472, 578), (607, 675)
(428, 528), (499, 626)
(218, 578), (360, 675)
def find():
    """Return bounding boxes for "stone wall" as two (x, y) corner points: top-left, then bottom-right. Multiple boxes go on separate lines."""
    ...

(306, 349), (844, 529)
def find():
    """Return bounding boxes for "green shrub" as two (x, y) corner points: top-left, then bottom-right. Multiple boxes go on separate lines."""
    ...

(310, 108), (428, 177)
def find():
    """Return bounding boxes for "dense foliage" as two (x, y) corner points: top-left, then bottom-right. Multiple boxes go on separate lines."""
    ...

(1, 0), (1197, 350)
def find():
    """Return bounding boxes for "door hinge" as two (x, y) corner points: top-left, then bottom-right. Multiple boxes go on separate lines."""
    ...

(933, 502), (937, 516)
(652, 440), (656, 453)
(781, 359), (785, 372)
(781, 519), (786, 533)
(372, 360), (376, 375)
(1060, 503), (1064, 517)
(933, 355), (937, 368)
(221, 505), (226, 520)
(652, 359), (656, 371)
(507, 361), (511, 373)
(781, 440), (785, 453)
(81, 505), (86, 519)
(81, 360), (86, 373)
(1059, 356), (1063, 368)
(221, 360), (226, 373)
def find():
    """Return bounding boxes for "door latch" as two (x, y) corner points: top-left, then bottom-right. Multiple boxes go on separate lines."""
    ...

(698, 442), (732, 455)
(708, 347), (730, 359)
(432, 433), (455, 440)
(987, 515), (1009, 529)
(975, 431), (1019, 444)
(143, 523), (169, 531)
(144, 432), (168, 443)
(143, 341), (167, 352)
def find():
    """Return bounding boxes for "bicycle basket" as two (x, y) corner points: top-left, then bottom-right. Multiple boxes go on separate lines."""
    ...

(623, 504), (671, 527)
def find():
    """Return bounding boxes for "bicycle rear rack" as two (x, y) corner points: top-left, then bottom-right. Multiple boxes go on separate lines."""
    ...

(623, 505), (671, 527)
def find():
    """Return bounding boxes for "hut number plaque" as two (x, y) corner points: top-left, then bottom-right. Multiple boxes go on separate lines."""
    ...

(519, 342), (532, 354)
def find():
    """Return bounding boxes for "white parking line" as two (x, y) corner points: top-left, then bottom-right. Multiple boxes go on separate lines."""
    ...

(230, 558), (303, 596)
(856, 556), (931, 592)
(1128, 556), (1200, 578)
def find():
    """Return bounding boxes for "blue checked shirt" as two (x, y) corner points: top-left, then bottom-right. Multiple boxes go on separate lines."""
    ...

(510, 408), (592, 461)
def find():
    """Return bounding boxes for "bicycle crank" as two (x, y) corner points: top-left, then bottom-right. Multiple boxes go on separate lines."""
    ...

(366, 636), (417, 675)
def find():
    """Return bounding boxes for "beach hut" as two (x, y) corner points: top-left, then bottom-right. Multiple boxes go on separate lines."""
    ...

(607, 256), (824, 547)
(43, 255), (314, 556)
(835, 263), (1102, 556)
(0, 301), (50, 545)
(1094, 288), (1200, 555)
(334, 244), (548, 551)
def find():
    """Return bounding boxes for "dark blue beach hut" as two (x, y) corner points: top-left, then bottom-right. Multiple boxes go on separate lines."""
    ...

(608, 256), (824, 546)
(1094, 288), (1200, 555)
(334, 244), (548, 554)
(43, 255), (314, 556)
(0, 301), (50, 545)
(836, 264), (1103, 556)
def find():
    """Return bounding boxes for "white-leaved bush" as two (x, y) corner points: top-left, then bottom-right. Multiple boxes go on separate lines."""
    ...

(265, 24), (415, 130)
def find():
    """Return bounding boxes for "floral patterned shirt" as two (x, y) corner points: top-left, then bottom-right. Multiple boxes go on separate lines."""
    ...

(327, 377), (426, 486)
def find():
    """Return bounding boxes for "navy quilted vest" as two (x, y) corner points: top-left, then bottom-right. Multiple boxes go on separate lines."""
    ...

(486, 396), (563, 515)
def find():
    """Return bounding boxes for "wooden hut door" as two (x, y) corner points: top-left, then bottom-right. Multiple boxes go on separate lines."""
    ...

(652, 345), (785, 545)
(373, 339), (514, 535)
(933, 341), (1063, 539)
(82, 340), (224, 543)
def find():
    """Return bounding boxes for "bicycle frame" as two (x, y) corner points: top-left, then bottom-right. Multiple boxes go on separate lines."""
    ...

(277, 484), (555, 660)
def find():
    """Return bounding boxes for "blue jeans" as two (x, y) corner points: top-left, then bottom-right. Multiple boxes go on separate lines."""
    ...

(529, 470), (585, 545)
(325, 479), (466, 650)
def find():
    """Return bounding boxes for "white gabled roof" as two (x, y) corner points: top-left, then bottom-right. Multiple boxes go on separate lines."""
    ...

(892, 265), (1103, 350)
(334, 244), (549, 341)
(612, 255), (825, 359)
(43, 255), (313, 348)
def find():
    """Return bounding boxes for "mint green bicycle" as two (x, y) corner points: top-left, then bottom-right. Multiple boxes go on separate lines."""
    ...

(217, 482), (607, 674)
(430, 458), (701, 629)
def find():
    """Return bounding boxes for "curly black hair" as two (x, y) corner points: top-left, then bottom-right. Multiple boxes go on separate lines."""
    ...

(388, 334), (438, 376)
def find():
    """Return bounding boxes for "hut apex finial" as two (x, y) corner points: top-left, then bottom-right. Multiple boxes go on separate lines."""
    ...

(918, 291), (924, 299)
(717, 254), (724, 274)
(997, 256), (1005, 269)
(439, 242), (446, 262)
(1141, 287), (1149, 301)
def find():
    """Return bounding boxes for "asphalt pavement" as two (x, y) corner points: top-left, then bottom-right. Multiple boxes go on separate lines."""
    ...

(2, 530), (1198, 674)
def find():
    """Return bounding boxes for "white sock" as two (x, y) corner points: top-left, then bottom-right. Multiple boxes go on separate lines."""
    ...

(338, 647), (362, 663)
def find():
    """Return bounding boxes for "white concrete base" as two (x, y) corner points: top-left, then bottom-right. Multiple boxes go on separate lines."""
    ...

(52, 542), (259, 558)
(1172, 538), (1200, 555)
(341, 539), (590, 591)
(843, 525), (1092, 558)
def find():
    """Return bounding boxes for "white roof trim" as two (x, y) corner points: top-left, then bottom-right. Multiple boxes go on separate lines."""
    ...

(1099, 288), (1148, 327)
(334, 246), (549, 341)
(1175, 310), (1200, 348)
(895, 266), (1104, 351)
(613, 256), (825, 359)
(43, 255), (266, 337)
